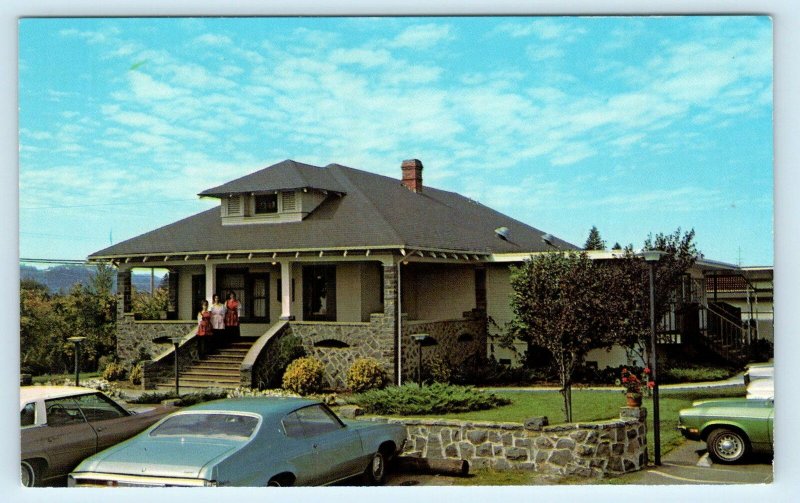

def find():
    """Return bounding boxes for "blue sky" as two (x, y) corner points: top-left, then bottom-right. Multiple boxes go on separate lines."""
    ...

(18, 16), (773, 265)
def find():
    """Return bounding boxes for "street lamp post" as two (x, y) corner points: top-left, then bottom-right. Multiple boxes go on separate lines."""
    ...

(640, 250), (665, 466)
(67, 336), (86, 386)
(411, 334), (430, 387)
(170, 336), (182, 396)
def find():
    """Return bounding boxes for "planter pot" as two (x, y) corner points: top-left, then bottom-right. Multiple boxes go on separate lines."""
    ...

(626, 393), (643, 407)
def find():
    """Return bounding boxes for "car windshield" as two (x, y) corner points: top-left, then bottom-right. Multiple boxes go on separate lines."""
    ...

(150, 413), (258, 439)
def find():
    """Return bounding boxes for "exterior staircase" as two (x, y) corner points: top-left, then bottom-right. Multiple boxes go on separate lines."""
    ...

(155, 339), (255, 392)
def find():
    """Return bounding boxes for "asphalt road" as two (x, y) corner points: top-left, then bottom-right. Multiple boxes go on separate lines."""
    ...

(618, 440), (773, 485)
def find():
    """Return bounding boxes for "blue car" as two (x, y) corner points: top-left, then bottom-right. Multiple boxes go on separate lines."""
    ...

(69, 397), (407, 487)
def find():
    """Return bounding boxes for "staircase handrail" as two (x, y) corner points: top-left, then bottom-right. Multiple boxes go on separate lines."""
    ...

(705, 301), (744, 328)
(240, 320), (290, 382)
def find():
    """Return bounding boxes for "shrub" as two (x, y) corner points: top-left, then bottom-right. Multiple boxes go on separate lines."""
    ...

(128, 362), (143, 385)
(346, 358), (387, 392)
(101, 361), (127, 381)
(127, 389), (228, 405)
(427, 355), (453, 384)
(255, 335), (306, 389)
(349, 383), (511, 416)
(131, 287), (169, 320)
(660, 366), (735, 384)
(282, 357), (325, 395)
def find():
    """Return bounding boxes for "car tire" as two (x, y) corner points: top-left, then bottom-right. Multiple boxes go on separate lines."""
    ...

(707, 427), (750, 464)
(363, 451), (386, 486)
(267, 475), (294, 487)
(21, 461), (37, 487)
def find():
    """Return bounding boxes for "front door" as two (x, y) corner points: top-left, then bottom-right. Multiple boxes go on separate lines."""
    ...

(219, 270), (270, 322)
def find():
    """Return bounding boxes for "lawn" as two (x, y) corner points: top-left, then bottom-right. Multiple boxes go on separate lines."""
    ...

(395, 385), (746, 460)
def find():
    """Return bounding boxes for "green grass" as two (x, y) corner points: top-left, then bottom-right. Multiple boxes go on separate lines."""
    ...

(31, 372), (101, 384)
(391, 385), (746, 460)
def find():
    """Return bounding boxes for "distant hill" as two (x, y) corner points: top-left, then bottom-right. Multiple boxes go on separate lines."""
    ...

(20, 265), (166, 294)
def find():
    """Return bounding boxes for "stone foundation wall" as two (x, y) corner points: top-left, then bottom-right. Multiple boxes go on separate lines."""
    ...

(116, 314), (196, 365)
(401, 317), (487, 382)
(375, 408), (648, 478)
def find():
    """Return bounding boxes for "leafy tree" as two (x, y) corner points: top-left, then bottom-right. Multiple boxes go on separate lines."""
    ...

(20, 279), (70, 374)
(614, 229), (700, 366)
(510, 252), (623, 422)
(20, 265), (118, 376)
(583, 226), (606, 250)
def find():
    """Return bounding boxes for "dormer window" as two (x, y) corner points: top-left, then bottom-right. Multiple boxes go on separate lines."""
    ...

(255, 194), (278, 214)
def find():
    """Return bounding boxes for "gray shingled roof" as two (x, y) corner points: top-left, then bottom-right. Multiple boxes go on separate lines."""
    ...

(90, 160), (576, 258)
(198, 159), (347, 197)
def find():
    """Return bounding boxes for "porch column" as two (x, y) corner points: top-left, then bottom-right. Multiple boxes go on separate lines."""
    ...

(280, 260), (294, 320)
(167, 269), (179, 317)
(117, 268), (132, 315)
(474, 265), (487, 314)
(204, 262), (216, 303)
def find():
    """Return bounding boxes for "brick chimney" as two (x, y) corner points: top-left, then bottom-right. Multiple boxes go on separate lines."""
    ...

(401, 159), (423, 193)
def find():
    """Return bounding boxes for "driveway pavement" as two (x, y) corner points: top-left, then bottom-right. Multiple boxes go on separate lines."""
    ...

(618, 440), (773, 485)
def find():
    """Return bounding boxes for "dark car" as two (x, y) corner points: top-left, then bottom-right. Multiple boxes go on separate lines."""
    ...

(69, 397), (407, 487)
(21, 386), (174, 487)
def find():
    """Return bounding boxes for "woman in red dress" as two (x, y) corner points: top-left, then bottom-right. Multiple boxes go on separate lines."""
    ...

(196, 299), (213, 357)
(224, 291), (241, 340)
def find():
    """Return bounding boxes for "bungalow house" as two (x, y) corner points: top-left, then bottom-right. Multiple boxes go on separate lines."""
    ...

(89, 159), (763, 390)
(89, 159), (576, 390)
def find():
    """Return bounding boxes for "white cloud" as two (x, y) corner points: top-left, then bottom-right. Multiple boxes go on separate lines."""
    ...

(390, 23), (454, 49)
(193, 33), (232, 46)
(128, 71), (184, 100)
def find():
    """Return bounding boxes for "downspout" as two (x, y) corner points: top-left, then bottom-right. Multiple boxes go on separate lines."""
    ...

(397, 260), (403, 386)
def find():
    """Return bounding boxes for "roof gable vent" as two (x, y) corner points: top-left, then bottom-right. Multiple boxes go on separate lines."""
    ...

(226, 195), (242, 216)
(282, 191), (297, 212)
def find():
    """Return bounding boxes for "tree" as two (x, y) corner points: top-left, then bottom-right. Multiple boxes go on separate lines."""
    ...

(584, 226), (606, 250)
(510, 252), (623, 422)
(20, 264), (118, 376)
(612, 242), (622, 250)
(614, 229), (700, 366)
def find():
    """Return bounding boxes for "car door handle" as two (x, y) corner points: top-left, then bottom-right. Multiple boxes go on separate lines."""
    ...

(95, 426), (106, 432)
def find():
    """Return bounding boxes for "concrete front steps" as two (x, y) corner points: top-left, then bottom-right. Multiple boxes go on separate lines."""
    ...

(154, 339), (255, 391)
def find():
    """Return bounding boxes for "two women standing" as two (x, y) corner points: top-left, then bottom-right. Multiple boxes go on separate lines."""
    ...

(195, 291), (242, 356)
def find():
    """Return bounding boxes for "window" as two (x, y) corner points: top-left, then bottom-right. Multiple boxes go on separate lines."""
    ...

(45, 397), (86, 426)
(295, 405), (343, 437)
(281, 191), (297, 211)
(21, 403), (36, 427)
(150, 413), (258, 439)
(74, 393), (128, 422)
(255, 194), (278, 214)
(303, 265), (336, 321)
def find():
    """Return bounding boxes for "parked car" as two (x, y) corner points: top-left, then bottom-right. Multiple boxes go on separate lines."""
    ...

(743, 362), (773, 385)
(21, 386), (174, 487)
(678, 396), (774, 463)
(69, 397), (407, 487)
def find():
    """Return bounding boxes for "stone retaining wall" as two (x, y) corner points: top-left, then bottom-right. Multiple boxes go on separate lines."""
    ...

(374, 407), (648, 478)
(401, 316), (487, 383)
(288, 313), (396, 388)
(116, 314), (196, 365)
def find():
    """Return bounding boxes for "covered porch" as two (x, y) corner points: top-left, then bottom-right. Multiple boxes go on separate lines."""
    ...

(104, 247), (491, 389)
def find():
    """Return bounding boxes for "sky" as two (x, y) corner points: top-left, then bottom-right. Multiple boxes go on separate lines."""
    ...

(18, 16), (774, 266)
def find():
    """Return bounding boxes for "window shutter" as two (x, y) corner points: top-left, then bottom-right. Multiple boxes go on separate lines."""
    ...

(226, 195), (242, 215)
(281, 191), (297, 212)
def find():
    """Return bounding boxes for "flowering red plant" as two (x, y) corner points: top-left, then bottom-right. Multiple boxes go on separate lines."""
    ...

(619, 367), (651, 396)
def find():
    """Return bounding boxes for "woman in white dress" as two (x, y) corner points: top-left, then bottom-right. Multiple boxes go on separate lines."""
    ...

(209, 294), (226, 349)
